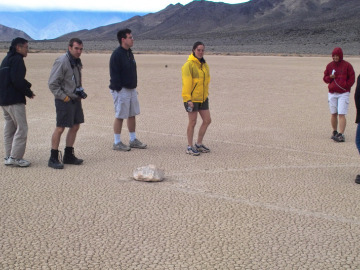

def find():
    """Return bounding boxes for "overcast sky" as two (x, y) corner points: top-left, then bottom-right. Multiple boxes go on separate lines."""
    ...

(0, 0), (250, 12)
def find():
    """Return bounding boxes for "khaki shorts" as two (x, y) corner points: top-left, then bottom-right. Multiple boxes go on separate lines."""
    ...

(328, 92), (349, 115)
(111, 88), (140, 119)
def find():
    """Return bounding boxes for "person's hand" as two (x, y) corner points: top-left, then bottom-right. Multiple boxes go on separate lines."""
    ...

(30, 93), (35, 99)
(188, 101), (194, 108)
(330, 74), (335, 79)
(64, 96), (71, 102)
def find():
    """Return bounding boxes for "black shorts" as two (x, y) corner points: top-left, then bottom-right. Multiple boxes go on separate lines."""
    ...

(184, 98), (209, 112)
(55, 99), (84, 127)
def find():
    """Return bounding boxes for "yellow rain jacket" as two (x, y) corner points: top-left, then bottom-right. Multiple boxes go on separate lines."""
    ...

(182, 53), (210, 103)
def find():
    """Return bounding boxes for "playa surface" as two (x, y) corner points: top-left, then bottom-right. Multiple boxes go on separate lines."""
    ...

(1, 53), (360, 269)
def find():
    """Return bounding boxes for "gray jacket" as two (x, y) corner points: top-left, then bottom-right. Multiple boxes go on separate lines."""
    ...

(48, 53), (82, 100)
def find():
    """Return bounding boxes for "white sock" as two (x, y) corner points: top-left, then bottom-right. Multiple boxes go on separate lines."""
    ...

(129, 132), (136, 142)
(114, 134), (121, 144)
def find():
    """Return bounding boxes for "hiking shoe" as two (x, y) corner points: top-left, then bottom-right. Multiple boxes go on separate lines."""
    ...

(12, 158), (31, 167)
(186, 146), (200, 156)
(356, 175), (360, 184)
(63, 156), (83, 165)
(195, 143), (210, 153)
(129, 138), (147, 149)
(48, 149), (64, 169)
(48, 157), (64, 169)
(113, 142), (131, 151)
(4, 156), (15, 166)
(333, 133), (345, 142)
(331, 130), (338, 140)
(63, 147), (83, 165)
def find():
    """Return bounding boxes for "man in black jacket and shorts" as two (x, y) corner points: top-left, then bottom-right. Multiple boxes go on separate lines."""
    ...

(109, 28), (147, 151)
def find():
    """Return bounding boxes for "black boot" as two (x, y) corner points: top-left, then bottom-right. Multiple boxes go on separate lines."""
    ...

(356, 175), (360, 184)
(48, 149), (64, 169)
(63, 147), (83, 165)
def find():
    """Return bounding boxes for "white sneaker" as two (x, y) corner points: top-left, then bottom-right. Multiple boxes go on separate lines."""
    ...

(4, 156), (15, 166)
(195, 143), (210, 153)
(13, 158), (31, 167)
(186, 146), (200, 156)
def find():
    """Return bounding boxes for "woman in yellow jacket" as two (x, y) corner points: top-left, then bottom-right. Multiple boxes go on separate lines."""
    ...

(182, 41), (211, 156)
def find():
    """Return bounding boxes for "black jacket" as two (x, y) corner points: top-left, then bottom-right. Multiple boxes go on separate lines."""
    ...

(0, 51), (33, 106)
(109, 46), (137, 91)
(354, 75), (360, 123)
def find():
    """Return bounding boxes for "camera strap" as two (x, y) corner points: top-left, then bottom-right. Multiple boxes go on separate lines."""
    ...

(66, 52), (82, 87)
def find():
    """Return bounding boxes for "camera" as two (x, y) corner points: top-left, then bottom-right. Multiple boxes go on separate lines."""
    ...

(74, 87), (87, 99)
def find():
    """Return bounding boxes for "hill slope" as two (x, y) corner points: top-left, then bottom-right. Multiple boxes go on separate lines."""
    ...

(0, 24), (32, 41)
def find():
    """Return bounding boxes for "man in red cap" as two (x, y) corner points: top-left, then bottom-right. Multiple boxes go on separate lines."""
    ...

(323, 47), (355, 142)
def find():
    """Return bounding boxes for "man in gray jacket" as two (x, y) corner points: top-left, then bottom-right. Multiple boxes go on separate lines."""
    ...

(48, 38), (86, 169)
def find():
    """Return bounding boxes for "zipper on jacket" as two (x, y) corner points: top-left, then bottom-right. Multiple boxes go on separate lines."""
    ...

(201, 64), (205, 102)
(191, 83), (198, 96)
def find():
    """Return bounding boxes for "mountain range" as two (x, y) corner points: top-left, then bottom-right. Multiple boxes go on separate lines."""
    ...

(1, 0), (359, 55)
(56, 0), (359, 41)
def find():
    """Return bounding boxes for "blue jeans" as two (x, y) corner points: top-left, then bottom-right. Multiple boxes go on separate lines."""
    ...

(356, 124), (360, 154)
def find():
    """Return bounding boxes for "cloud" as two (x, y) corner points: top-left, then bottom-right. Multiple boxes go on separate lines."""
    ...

(0, 0), (249, 12)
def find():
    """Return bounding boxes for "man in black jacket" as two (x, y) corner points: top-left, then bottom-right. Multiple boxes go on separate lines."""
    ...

(354, 75), (360, 184)
(109, 28), (146, 151)
(0, 37), (35, 167)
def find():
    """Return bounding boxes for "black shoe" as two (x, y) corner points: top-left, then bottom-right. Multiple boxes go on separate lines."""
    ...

(331, 130), (338, 140)
(333, 133), (345, 142)
(63, 147), (83, 165)
(48, 149), (64, 169)
(356, 175), (360, 184)
(48, 157), (64, 169)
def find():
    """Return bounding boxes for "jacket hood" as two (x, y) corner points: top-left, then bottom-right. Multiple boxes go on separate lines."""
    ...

(188, 53), (199, 63)
(332, 47), (343, 61)
(187, 53), (206, 64)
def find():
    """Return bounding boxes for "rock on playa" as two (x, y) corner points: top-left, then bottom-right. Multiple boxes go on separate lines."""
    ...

(133, 164), (165, 182)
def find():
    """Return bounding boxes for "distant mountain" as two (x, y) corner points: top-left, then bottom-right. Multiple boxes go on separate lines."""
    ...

(0, 11), (146, 40)
(1, 0), (359, 55)
(55, 0), (360, 49)
(0, 24), (32, 41)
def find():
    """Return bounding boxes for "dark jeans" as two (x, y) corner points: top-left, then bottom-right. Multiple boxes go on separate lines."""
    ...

(356, 124), (360, 154)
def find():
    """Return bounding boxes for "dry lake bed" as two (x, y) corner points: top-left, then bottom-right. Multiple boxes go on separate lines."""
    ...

(1, 53), (360, 269)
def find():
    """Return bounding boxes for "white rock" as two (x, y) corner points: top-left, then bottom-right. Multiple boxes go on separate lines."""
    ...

(133, 164), (165, 182)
